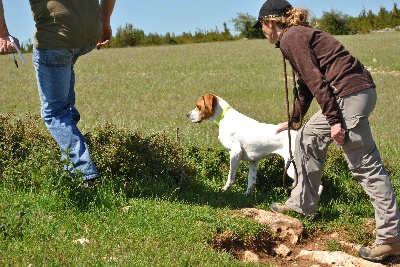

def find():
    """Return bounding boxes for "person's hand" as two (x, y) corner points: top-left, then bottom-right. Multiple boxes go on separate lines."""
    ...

(0, 35), (18, 54)
(275, 121), (289, 134)
(97, 24), (112, 49)
(331, 123), (345, 145)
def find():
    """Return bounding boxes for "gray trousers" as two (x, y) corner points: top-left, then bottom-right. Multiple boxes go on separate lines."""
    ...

(285, 88), (400, 244)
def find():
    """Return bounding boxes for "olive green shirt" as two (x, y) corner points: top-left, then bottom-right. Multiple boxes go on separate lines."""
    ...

(29, 0), (102, 49)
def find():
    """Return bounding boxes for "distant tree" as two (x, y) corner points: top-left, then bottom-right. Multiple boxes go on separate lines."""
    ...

(346, 16), (360, 34)
(105, 3), (400, 47)
(164, 32), (178, 45)
(355, 8), (370, 33)
(223, 22), (231, 36)
(146, 33), (163, 46)
(112, 23), (139, 47)
(367, 10), (376, 29)
(389, 3), (400, 27)
(376, 6), (390, 29)
(230, 13), (264, 39)
(20, 38), (33, 53)
(316, 9), (351, 35)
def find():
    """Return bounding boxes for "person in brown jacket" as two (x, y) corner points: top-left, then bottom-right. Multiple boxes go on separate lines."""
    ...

(252, 0), (400, 262)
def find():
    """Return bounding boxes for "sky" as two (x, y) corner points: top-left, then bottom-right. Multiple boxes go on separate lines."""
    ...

(2, 0), (398, 43)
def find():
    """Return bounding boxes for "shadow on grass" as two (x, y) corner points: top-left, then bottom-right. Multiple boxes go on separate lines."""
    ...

(0, 115), (392, 224)
(107, 144), (380, 227)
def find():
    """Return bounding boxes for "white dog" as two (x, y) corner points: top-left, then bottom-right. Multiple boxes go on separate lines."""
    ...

(186, 93), (298, 195)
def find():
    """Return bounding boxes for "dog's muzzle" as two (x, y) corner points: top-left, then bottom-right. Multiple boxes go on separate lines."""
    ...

(186, 112), (202, 123)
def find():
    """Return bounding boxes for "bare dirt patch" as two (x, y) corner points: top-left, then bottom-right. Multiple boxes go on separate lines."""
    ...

(210, 208), (400, 266)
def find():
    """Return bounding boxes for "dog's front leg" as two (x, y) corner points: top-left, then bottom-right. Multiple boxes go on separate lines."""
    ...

(244, 160), (259, 196)
(222, 149), (242, 191)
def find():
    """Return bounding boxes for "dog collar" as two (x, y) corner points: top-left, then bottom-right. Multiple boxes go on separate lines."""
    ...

(216, 106), (232, 126)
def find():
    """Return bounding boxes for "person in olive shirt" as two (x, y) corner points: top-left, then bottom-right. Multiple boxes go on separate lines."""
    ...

(252, 0), (400, 262)
(0, 0), (115, 187)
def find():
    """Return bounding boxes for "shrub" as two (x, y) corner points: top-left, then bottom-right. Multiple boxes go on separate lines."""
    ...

(0, 114), (196, 200)
(0, 113), (57, 188)
(1, 113), (398, 212)
(85, 122), (195, 196)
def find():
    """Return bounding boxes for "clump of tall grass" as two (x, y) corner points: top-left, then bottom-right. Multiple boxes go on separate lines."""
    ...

(0, 113), (56, 189)
(3, 112), (398, 200)
(0, 113), (196, 206)
(85, 122), (195, 197)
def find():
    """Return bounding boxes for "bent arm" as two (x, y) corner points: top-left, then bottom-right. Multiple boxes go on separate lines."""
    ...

(0, 0), (10, 37)
(0, 0), (18, 53)
(100, 0), (116, 25)
(97, 0), (116, 49)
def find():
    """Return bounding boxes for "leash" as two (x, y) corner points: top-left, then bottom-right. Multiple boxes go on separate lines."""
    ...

(282, 54), (302, 190)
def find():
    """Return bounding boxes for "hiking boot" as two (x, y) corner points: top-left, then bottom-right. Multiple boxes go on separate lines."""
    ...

(270, 202), (293, 213)
(359, 240), (400, 262)
(270, 202), (316, 219)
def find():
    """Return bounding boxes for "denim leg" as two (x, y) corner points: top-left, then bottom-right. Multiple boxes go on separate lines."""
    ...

(69, 69), (81, 124)
(33, 48), (98, 180)
(69, 45), (95, 124)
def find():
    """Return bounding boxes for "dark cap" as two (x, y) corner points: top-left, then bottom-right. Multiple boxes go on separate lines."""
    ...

(252, 0), (292, 29)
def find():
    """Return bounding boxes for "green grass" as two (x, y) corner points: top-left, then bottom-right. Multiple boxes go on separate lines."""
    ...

(1, 33), (399, 159)
(0, 32), (400, 266)
(0, 189), (248, 266)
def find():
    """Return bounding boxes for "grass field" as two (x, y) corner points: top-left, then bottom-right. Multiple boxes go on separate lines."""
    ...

(1, 32), (400, 160)
(1, 32), (400, 266)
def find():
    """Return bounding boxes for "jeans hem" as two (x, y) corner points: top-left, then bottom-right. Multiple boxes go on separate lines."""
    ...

(83, 174), (100, 181)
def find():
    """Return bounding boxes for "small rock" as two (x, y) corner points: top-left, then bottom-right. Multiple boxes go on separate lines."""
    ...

(242, 208), (303, 244)
(243, 250), (260, 263)
(274, 244), (292, 257)
(296, 250), (385, 267)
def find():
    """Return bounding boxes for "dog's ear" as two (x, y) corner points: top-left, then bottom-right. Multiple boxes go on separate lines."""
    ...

(203, 94), (216, 116)
(211, 95), (219, 111)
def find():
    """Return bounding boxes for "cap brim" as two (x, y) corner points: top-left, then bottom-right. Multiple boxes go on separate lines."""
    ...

(252, 19), (262, 29)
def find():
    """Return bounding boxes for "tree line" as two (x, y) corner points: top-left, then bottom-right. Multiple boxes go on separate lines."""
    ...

(314, 3), (400, 35)
(19, 3), (400, 51)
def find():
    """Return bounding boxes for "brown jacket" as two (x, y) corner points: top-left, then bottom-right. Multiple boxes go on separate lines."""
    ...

(276, 26), (375, 126)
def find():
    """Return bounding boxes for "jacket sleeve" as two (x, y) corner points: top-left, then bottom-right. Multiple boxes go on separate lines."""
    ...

(280, 31), (342, 126)
(291, 79), (314, 124)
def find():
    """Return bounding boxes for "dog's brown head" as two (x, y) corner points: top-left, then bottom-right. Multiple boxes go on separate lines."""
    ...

(186, 94), (219, 123)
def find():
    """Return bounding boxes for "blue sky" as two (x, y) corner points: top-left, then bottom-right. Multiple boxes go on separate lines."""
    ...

(2, 0), (398, 43)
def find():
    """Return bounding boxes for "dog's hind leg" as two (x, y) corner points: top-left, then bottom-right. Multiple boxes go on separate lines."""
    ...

(222, 148), (242, 191)
(244, 160), (259, 196)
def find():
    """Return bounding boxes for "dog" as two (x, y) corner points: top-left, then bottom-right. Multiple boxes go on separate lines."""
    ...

(186, 93), (298, 195)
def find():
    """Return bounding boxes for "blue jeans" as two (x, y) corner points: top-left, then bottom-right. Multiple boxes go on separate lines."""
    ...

(32, 45), (98, 181)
